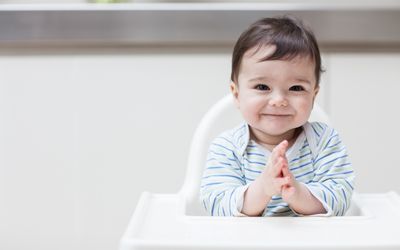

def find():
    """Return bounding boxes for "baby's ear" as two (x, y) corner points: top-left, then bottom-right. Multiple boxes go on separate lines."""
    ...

(230, 82), (240, 108)
(314, 85), (320, 96)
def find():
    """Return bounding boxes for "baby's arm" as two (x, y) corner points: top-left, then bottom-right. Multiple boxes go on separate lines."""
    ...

(281, 172), (326, 215)
(241, 141), (291, 216)
(200, 136), (249, 216)
(284, 125), (355, 216)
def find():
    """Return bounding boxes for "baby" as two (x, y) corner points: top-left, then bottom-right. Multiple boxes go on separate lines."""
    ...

(200, 16), (355, 217)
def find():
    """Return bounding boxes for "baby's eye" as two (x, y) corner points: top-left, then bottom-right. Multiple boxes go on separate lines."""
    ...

(289, 85), (305, 91)
(255, 84), (270, 91)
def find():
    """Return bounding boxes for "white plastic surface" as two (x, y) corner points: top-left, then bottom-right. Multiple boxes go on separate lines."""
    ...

(121, 192), (400, 250)
(120, 94), (400, 250)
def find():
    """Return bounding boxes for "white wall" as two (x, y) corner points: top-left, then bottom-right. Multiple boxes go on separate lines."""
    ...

(327, 52), (400, 193)
(0, 48), (231, 250)
(0, 47), (399, 250)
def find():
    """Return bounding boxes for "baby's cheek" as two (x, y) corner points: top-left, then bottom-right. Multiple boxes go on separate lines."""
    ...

(297, 102), (313, 119)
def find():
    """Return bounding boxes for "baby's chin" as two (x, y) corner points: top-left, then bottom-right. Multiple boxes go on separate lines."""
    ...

(253, 127), (296, 138)
(264, 122), (306, 134)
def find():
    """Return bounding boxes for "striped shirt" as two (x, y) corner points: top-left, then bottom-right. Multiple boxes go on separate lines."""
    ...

(200, 121), (355, 217)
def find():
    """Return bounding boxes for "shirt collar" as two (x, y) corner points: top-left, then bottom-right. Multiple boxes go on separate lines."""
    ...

(232, 121), (250, 156)
(233, 121), (310, 157)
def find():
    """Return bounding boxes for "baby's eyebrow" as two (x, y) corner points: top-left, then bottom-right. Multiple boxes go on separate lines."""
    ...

(293, 78), (312, 84)
(249, 76), (270, 82)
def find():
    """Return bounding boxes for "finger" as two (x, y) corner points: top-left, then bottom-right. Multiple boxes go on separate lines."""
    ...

(275, 176), (291, 187)
(272, 157), (287, 177)
(268, 141), (286, 165)
(281, 162), (291, 178)
(271, 157), (290, 177)
(275, 140), (289, 155)
(272, 140), (289, 163)
(278, 158), (289, 178)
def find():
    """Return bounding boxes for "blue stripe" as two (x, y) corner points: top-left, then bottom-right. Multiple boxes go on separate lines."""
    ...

(294, 169), (314, 179)
(325, 170), (354, 177)
(270, 209), (293, 215)
(206, 166), (226, 170)
(244, 158), (265, 165)
(315, 168), (330, 177)
(207, 161), (233, 167)
(211, 195), (217, 216)
(316, 122), (324, 131)
(207, 158), (231, 166)
(340, 203), (345, 216)
(211, 143), (234, 154)
(330, 179), (338, 184)
(202, 174), (245, 183)
(290, 160), (312, 171)
(211, 192), (223, 216)
(342, 188), (348, 208)
(211, 143), (240, 162)
(312, 124), (320, 137)
(301, 142), (310, 149)
(244, 176), (255, 182)
(247, 152), (265, 157)
(323, 134), (339, 150)
(209, 151), (237, 162)
(344, 179), (354, 190)
(327, 140), (342, 149)
(335, 162), (351, 168)
(320, 183), (338, 202)
(217, 136), (241, 152)
(201, 182), (224, 188)
(206, 165), (241, 171)
(316, 155), (348, 171)
(314, 148), (346, 164)
(209, 150), (227, 157)
(244, 167), (262, 174)
(290, 152), (311, 163)
(267, 204), (289, 209)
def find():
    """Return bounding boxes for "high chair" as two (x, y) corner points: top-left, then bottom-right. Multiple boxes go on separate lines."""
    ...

(120, 94), (400, 250)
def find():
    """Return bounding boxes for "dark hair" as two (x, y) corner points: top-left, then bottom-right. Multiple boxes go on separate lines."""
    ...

(231, 16), (323, 85)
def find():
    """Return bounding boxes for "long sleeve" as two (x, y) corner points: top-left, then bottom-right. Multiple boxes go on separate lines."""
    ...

(305, 125), (355, 216)
(200, 135), (249, 216)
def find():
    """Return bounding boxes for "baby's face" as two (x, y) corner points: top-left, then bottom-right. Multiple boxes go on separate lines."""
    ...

(231, 45), (319, 138)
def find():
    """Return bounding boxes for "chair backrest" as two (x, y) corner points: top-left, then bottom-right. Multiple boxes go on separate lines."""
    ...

(179, 94), (331, 216)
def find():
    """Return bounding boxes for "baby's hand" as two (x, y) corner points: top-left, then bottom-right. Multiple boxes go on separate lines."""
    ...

(260, 140), (291, 197)
(281, 163), (299, 202)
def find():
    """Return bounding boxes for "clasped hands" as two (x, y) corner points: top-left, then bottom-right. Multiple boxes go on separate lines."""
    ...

(261, 140), (300, 202)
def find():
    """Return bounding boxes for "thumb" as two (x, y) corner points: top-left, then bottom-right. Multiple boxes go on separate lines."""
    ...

(274, 140), (289, 156)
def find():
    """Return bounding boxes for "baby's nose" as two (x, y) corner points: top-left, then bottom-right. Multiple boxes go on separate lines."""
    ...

(269, 92), (288, 107)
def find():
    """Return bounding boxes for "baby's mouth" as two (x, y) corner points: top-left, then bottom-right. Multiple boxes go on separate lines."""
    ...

(262, 113), (291, 116)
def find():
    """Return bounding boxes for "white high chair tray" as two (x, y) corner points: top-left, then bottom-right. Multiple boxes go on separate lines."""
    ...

(120, 191), (400, 250)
